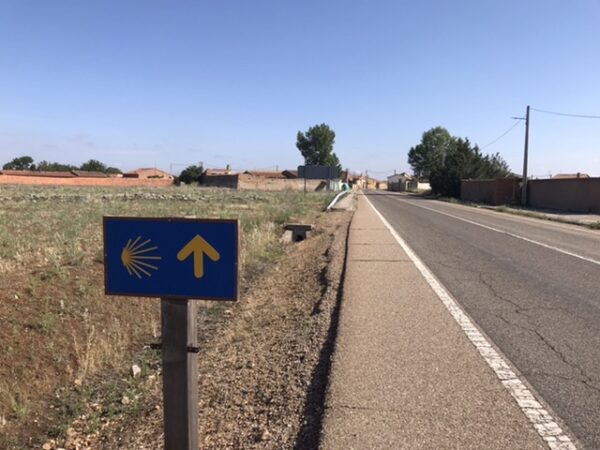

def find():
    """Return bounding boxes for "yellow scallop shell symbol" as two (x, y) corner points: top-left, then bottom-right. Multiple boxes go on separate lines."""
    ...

(121, 236), (161, 278)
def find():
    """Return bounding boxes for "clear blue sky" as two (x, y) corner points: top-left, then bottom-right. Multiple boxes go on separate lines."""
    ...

(1, 0), (599, 178)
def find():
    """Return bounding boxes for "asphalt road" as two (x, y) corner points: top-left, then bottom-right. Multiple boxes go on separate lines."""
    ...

(366, 191), (600, 449)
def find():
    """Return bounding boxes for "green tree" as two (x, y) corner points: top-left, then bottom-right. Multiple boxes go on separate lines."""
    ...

(178, 164), (204, 184)
(480, 152), (511, 178)
(296, 123), (342, 172)
(3, 155), (35, 170)
(105, 167), (122, 175)
(407, 127), (453, 179)
(429, 138), (482, 197)
(36, 160), (77, 172)
(408, 127), (511, 197)
(79, 159), (107, 172)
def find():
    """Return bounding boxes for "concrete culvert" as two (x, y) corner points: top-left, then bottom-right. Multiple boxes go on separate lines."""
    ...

(283, 223), (314, 242)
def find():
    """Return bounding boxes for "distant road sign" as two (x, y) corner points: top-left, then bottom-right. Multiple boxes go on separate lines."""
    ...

(103, 217), (238, 300)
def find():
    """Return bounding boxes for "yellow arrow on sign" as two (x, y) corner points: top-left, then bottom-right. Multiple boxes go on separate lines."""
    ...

(177, 235), (221, 279)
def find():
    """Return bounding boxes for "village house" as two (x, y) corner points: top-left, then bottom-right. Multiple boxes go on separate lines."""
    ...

(124, 168), (174, 180)
(203, 165), (234, 177)
(387, 172), (413, 191)
(408, 178), (431, 192)
(386, 173), (430, 192)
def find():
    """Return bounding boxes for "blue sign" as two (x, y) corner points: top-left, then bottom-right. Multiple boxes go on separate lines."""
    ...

(103, 217), (238, 300)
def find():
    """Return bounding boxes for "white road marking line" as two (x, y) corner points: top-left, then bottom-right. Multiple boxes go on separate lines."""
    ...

(394, 198), (600, 267)
(365, 196), (578, 450)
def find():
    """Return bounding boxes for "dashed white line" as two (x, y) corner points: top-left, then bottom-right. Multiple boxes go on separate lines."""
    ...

(364, 195), (577, 450)
(395, 198), (600, 267)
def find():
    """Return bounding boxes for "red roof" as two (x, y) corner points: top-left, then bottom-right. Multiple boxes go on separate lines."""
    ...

(243, 171), (286, 179)
(129, 168), (172, 175)
(205, 168), (233, 176)
(71, 170), (107, 178)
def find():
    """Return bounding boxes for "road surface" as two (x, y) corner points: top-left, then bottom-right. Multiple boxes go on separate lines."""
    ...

(366, 191), (600, 449)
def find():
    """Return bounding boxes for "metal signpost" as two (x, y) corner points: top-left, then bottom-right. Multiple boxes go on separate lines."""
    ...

(103, 217), (238, 450)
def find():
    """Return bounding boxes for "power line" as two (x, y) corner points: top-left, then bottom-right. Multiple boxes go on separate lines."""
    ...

(479, 120), (522, 150)
(531, 107), (600, 119)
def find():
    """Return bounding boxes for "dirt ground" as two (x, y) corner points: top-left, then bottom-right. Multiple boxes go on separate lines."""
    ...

(48, 207), (352, 449)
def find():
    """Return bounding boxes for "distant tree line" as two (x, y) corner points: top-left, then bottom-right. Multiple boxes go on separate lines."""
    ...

(408, 127), (511, 197)
(2, 156), (122, 174)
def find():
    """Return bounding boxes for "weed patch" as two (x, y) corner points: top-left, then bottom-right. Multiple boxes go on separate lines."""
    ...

(0, 184), (333, 448)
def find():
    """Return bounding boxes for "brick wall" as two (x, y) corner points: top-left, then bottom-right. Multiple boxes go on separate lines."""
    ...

(237, 174), (325, 191)
(0, 174), (173, 187)
(461, 178), (519, 205)
(201, 174), (239, 189)
(461, 177), (600, 212)
(201, 174), (328, 191)
(528, 178), (600, 213)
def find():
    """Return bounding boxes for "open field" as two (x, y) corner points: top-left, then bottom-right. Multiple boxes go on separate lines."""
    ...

(0, 185), (335, 448)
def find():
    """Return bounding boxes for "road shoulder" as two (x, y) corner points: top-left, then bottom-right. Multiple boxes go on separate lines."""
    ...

(320, 194), (550, 449)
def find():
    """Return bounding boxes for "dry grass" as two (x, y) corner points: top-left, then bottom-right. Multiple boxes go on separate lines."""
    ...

(0, 184), (333, 448)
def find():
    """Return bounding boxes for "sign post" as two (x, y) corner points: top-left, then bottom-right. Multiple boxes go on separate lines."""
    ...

(103, 217), (238, 450)
(161, 299), (198, 450)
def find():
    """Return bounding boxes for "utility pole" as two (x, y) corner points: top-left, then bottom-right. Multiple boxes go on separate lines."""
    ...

(521, 105), (530, 206)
